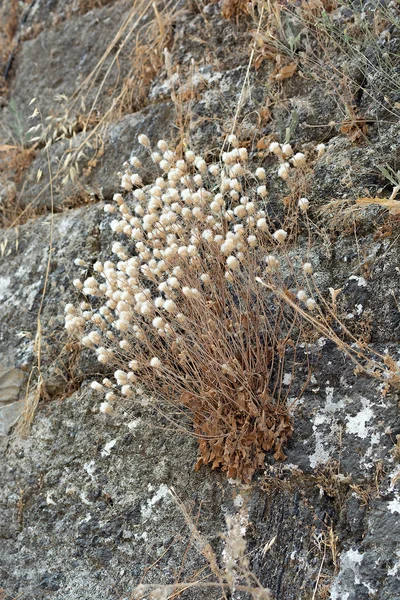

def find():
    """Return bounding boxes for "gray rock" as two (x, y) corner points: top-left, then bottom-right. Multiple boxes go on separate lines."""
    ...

(0, 400), (24, 448)
(0, 1), (399, 598)
(0, 365), (24, 403)
(0, 365), (25, 449)
(0, 204), (105, 398)
(8, 0), (134, 125)
(0, 386), (326, 600)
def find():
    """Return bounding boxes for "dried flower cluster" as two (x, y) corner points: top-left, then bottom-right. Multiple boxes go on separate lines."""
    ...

(66, 134), (319, 481)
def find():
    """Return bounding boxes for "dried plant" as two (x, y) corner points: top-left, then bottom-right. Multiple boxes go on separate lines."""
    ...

(65, 135), (321, 481)
(65, 134), (399, 481)
(131, 488), (272, 599)
(220, 0), (253, 20)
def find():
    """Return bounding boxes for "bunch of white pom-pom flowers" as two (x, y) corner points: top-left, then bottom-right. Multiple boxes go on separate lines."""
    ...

(65, 134), (321, 418)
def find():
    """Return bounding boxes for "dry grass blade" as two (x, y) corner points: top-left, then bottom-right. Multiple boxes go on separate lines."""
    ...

(356, 196), (400, 215)
(130, 487), (272, 599)
(17, 103), (55, 435)
(0, 142), (36, 227)
(256, 277), (399, 384)
(169, 487), (228, 598)
(220, 0), (253, 20)
(1, 0), (180, 230)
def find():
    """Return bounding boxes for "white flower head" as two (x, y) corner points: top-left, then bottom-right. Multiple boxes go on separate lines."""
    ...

(291, 152), (306, 168)
(138, 134), (151, 147)
(298, 197), (309, 212)
(257, 185), (267, 198)
(226, 255), (239, 270)
(273, 229), (288, 243)
(297, 290), (307, 302)
(91, 381), (103, 391)
(227, 134), (239, 147)
(157, 139), (169, 152)
(269, 142), (282, 156)
(130, 155), (142, 168)
(278, 162), (290, 181)
(265, 254), (279, 269)
(99, 401), (114, 415)
(121, 173), (132, 191)
(281, 143), (293, 158)
(306, 298), (316, 310)
(74, 258), (86, 267)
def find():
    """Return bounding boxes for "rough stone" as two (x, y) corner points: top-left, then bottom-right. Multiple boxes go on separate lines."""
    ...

(0, 365), (24, 403)
(0, 387), (325, 599)
(0, 365), (25, 449)
(8, 0), (134, 125)
(0, 400), (24, 449)
(0, 0), (400, 598)
(0, 204), (105, 399)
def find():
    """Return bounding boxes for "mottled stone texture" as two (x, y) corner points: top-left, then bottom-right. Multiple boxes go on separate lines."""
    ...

(0, 0), (399, 598)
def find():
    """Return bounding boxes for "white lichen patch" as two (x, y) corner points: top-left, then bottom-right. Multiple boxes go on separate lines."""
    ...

(46, 492), (56, 505)
(101, 438), (117, 457)
(84, 460), (96, 479)
(387, 495), (400, 514)
(79, 491), (92, 505)
(362, 581), (377, 595)
(388, 550), (400, 577)
(309, 387), (345, 468)
(309, 437), (332, 469)
(0, 275), (11, 301)
(1, 264), (42, 311)
(330, 548), (364, 599)
(282, 373), (292, 386)
(24, 280), (42, 311)
(363, 431), (381, 469)
(233, 494), (244, 508)
(56, 209), (87, 237)
(141, 484), (170, 521)
(389, 465), (400, 491)
(349, 275), (367, 287)
(346, 397), (374, 439)
(222, 505), (249, 587)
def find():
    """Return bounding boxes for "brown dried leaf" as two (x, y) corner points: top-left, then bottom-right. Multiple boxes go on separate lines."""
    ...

(0, 144), (19, 152)
(329, 287), (342, 305)
(356, 197), (400, 215)
(274, 62), (297, 81)
(194, 457), (204, 471)
(273, 442), (286, 461)
(256, 138), (268, 151)
(221, 0), (251, 19)
(259, 104), (272, 123)
(340, 117), (368, 141)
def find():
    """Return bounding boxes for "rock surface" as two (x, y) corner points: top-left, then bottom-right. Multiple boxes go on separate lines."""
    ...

(0, 0), (399, 599)
(9, 0), (134, 123)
